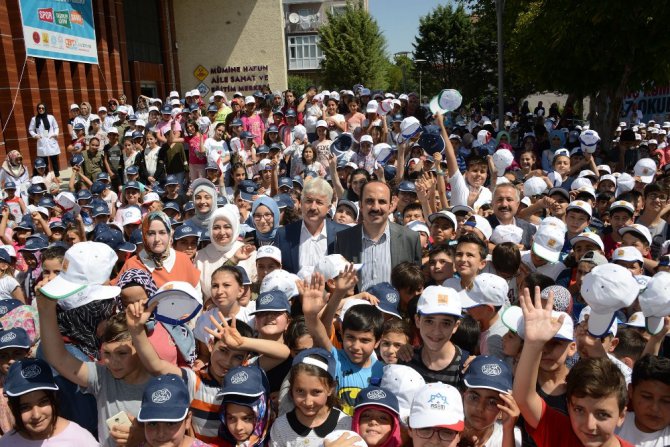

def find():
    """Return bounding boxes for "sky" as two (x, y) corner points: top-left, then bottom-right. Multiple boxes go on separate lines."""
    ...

(368, 0), (447, 58)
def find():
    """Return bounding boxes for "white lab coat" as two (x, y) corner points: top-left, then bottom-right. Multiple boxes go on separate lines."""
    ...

(28, 115), (61, 157)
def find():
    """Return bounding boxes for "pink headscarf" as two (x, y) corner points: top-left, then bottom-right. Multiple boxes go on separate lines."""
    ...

(351, 404), (402, 447)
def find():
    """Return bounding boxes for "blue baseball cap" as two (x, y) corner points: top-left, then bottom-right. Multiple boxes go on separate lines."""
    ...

(366, 282), (401, 319)
(235, 265), (251, 286)
(238, 180), (258, 202)
(354, 386), (400, 415)
(160, 105), (173, 114)
(418, 124), (446, 155)
(391, 113), (404, 123)
(0, 299), (23, 318)
(303, 170), (319, 178)
(360, 88), (371, 97)
(132, 131), (144, 140)
(0, 328), (31, 350)
(383, 165), (397, 181)
(164, 201), (181, 213)
(73, 123), (85, 131)
(15, 217), (34, 232)
(20, 237), (48, 252)
(90, 181), (108, 195)
(250, 290), (290, 315)
(4, 180), (16, 190)
(5, 358), (58, 397)
(205, 161), (220, 171)
(398, 181), (417, 193)
(92, 201), (111, 217)
(137, 374), (190, 422)
(95, 229), (136, 253)
(285, 108), (297, 118)
(207, 104), (218, 113)
(331, 133), (354, 156)
(76, 189), (92, 201)
(292, 348), (337, 380)
(183, 201), (195, 213)
(125, 165), (139, 175)
(267, 125), (279, 133)
(49, 220), (66, 231)
(173, 224), (199, 241)
(292, 176), (304, 189)
(272, 108), (284, 116)
(129, 228), (143, 246)
(240, 131), (255, 140)
(257, 145), (270, 155)
(34, 158), (47, 169)
(269, 143), (282, 153)
(199, 229), (210, 243)
(0, 248), (11, 264)
(188, 103), (200, 113)
(96, 172), (110, 182)
(278, 177), (293, 190)
(217, 196), (228, 207)
(165, 174), (180, 186)
(274, 193), (294, 210)
(463, 355), (513, 394)
(219, 366), (269, 399)
(28, 184), (45, 195)
(125, 180), (141, 191)
(38, 196), (56, 209)
(128, 114), (138, 121)
(231, 118), (244, 127)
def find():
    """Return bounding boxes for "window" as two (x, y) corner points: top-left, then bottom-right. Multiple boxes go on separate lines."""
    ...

(123, 0), (162, 63)
(331, 5), (347, 16)
(288, 35), (323, 70)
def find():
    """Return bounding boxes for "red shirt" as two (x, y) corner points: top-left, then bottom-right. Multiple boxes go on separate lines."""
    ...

(526, 400), (633, 447)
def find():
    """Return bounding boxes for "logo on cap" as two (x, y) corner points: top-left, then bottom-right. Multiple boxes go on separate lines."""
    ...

(366, 389), (387, 400)
(230, 371), (249, 385)
(259, 294), (274, 305)
(182, 226), (192, 232)
(629, 314), (639, 322)
(437, 294), (449, 304)
(21, 364), (41, 379)
(151, 388), (172, 403)
(1, 332), (16, 343)
(481, 363), (502, 376)
(0, 306), (7, 314)
(386, 293), (399, 304)
(427, 392), (448, 410)
(547, 239), (557, 248)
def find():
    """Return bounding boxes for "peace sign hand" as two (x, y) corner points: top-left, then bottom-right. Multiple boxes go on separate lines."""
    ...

(205, 311), (245, 350)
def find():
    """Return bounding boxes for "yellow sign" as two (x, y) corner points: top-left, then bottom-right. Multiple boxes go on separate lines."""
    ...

(193, 65), (208, 81)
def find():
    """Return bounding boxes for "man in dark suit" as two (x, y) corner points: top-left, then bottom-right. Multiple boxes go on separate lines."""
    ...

(487, 182), (536, 249)
(334, 181), (422, 291)
(274, 178), (348, 274)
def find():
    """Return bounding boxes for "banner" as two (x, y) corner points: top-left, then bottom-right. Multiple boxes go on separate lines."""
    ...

(18, 0), (98, 64)
(622, 86), (670, 124)
(205, 65), (270, 95)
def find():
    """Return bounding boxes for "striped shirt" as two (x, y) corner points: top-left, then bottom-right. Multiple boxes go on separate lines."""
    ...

(359, 224), (392, 291)
(182, 368), (223, 446)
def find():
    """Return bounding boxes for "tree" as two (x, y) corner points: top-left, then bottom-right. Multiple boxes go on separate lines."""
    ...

(318, 1), (388, 90)
(288, 75), (315, 95)
(413, 4), (492, 101)
(504, 0), (670, 149)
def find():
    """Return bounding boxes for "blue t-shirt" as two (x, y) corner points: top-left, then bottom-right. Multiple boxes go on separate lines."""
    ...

(330, 346), (384, 415)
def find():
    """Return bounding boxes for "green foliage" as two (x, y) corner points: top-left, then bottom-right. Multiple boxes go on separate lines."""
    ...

(387, 54), (418, 93)
(288, 75), (315, 95)
(318, 1), (389, 90)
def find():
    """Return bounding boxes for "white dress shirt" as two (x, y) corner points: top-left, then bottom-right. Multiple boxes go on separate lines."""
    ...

(299, 221), (328, 269)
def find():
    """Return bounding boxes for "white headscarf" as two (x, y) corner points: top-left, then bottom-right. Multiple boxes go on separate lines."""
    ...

(208, 204), (241, 253)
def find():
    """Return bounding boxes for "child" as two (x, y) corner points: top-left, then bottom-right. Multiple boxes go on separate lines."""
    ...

(0, 327), (31, 435)
(564, 200), (593, 255)
(136, 374), (210, 447)
(617, 354), (670, 445)
(402, 203), (425, 225)
(428, 210), (458, 246)
(461, 355), (521, 446)
(425, 244), (455, 286)
(378, 319), (411, 364)
(2, 181), (26, 222)
(444, 233), (488, 292)
(173, 223), (200, 262)
(0, 358), (98, 446)
(334, 199), (359, 226)
(611, 246), (644, 276)
(390, 261), (425, 317)
(459, 273), (509, 358)
(0, 248), (23, 302)
(352, 386), (402, 447)
(407, 382), (464, 447)
(520, 217), (567, 281)
(269, 348), (351, 445)
(219, 366), (272, 447)
(513, 286), (633, 447)
(300, 272), (385, 415)
(255, 245), (282, 285)
(36, 242), (150, 447)
(619, 224), (654, 271)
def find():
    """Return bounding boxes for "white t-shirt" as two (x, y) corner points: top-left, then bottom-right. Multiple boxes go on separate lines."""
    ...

(520, 251), (566, 280)
(325, 114), (345, 140)
(479, 421), (522, 447)
(204, 138), (231, 172)
(617, 411), (670, 447)
(0, 275), (20, 300)
(449, 170), (492, 211)
(0, 420), (99, 447)
(194, 306), (255, 343)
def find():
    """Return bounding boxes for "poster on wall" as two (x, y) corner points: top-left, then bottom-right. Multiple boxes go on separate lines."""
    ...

(18, 0), (98, 64)
(202, 65), (270, 95)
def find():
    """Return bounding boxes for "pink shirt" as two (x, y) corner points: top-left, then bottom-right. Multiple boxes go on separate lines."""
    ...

(242, 114), (265, 147)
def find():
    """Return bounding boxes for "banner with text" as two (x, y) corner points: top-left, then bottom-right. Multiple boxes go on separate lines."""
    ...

(205, 65), (270, 95)
(622, 86), (670, 123)
(19, 0), (98, 64)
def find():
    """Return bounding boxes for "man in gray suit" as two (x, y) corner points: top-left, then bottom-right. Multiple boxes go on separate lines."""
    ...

(487, 182), (536, 249)
(334, 181), (422, 290)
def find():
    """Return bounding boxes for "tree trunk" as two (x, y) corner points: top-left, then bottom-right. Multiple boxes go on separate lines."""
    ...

(589, 65), (632, 157)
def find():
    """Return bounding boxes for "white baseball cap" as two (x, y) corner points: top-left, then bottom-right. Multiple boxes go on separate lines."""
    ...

(416, 286), (462, 317)
(619, 224), (652, 245)
(578, 169), (597, 180)
(121, 207), (142, 226)
(615, 173), (635, 197)
(501, 306), (574, 341)
(490, 224), (523, 245)
(580, 264), (639, 337)
(609, 200), (635, 215)
(382, 364), (426, 425)
(39, 242), (121, 310)
(244, 96), (255, 105)
(460, 273), (508, 309)
(98, 106), (107, 113)
(578, 306), (618, 337)
(566, 200), (593, 217)
(259, 269), (300, 299)
(639, 271), (670, 335)
(532, 221), (566, 263)
(623, 311), (646, 328)
(256, 245), (282, 264)
(360, 134), (373, 144)
(596, 164), (612, 174)
(492, 149), (514, 176)
(314, 254), (361, 281)
(407, 220), (430, 236)
(409, 382), (464, 431)
(148, 281), (202, 325)
(523, 176), (548, 197)
(365, 100), (379, 114)
(428, 210), (458, 230)
(570, 231), (604, 251)
(169, 90), (179, 98)
(135, 119), (146, 128)
(634, 158), (657, 184)
(599, 174), (617, 186)
(142, 192), (160, 205)
(70, 103), (80, 110)
(579, 129), (600, 153)
(213, 90), (225, 98)
(612, 246), (644, 264)
(464, 214), (493, 240)
(316, 120), (328, 129)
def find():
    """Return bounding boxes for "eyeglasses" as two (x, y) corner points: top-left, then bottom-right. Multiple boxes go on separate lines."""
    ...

(464, 390), (502, 412)
(37, 106), (45, 110)
(253, 213), (274, 221)
(414, 427), (459, 441)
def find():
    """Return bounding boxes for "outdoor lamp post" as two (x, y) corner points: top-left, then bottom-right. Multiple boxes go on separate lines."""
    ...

(414, 59), (427, 102)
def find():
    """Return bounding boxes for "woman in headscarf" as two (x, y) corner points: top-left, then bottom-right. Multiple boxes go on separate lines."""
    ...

(185, 178), (218, 231)
(28, 103), (61, 178)
(115, 211), (201, 289)
(195, 204), (257, 301)
(0, 150), (30, 202)
(248, 196), (280, 247)
(542, 129), (566, 172)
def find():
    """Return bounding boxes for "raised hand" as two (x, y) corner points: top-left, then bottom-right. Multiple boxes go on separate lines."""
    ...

(234, 244), (256, 262)
(498, 392), (521, 430)
(204, 311), (245, 350)
(333, 263), (358, 294)
(125, 300), (156, 334)
(519, 286), (564, 345)
(296, 272), (327, 316)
